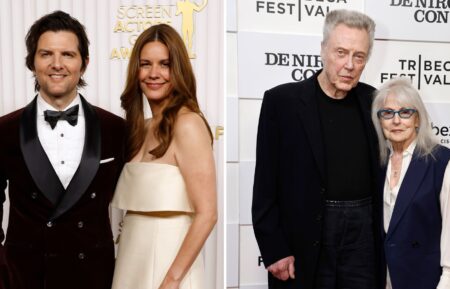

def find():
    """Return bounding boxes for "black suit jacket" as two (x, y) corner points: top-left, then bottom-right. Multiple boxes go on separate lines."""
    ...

(0, 96), (125, 289)
(252, 71), (379, 289)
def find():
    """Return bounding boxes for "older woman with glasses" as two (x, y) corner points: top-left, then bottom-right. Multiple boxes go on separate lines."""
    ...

(371, 77), (450, 289)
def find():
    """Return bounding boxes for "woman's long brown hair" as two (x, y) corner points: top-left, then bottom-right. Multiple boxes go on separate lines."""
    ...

(121, 24), (213, 161)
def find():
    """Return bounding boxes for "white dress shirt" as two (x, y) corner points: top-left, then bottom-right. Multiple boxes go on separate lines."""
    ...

(384, 141), (450, 289)
(37, 94), (85, 189)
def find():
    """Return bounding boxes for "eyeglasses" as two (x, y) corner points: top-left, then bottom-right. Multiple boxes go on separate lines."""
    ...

(377, 108), (417, 120)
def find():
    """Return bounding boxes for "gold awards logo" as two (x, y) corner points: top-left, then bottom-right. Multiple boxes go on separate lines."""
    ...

(177, 0), (208, 58)
(110, 0), (207, 60)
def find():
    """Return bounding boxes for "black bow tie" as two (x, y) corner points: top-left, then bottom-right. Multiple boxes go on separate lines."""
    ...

(44, 104), (79, 129)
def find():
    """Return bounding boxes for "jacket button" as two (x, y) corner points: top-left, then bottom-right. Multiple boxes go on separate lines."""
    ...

(78, 253), (86, 260)
(412, 241), (420, 248)
(46, 221), (53, 228)
(316, 214), (322, 221)
(320, 187), (326, 195)
(90, 192), (96, 199)
(31, 192), (38, 199)
(77, 221), (84, 229)
(313, 241), (320, 246)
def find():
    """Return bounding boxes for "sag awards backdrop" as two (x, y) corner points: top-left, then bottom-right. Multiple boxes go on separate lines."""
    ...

(0, 0), (224, 288)
(227, 0), (450, 288)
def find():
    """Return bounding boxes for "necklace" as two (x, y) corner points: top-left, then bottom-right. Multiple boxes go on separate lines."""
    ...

(391, 153), (402, 179)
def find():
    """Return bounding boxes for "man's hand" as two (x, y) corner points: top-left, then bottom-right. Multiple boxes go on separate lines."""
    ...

(267, 256), (295, 281)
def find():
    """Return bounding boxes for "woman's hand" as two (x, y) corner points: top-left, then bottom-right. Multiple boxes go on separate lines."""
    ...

(158, 277), (181, 289)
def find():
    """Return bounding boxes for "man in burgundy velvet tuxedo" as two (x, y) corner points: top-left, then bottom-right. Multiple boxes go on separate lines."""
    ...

(0, 11), (125, 289)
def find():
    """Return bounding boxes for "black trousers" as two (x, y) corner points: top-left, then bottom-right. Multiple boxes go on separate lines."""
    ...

(315, 197), (376, 289)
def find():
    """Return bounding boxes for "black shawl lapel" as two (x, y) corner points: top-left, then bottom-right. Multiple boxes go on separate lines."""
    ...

(20, 97), (64, 205)
(378, 164), (388, 235)
(50, 95), (100, 220)
(386, 152), (428, 238)
(296, 74), (326, 181)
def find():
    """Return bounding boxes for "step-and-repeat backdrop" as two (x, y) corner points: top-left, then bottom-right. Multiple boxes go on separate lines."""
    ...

(0, 1), (224, 288)
(227, 0), (450, 288)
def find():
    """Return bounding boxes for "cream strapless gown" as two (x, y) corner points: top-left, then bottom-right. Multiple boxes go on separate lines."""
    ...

(111, 162), (204, 289)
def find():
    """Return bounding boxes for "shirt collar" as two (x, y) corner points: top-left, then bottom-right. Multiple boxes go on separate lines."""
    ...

(388, 139), (417, 157)
(37, 94), (82, 116)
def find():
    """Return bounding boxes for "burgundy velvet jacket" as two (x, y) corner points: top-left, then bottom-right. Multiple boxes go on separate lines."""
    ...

(0, 96), (125, 289)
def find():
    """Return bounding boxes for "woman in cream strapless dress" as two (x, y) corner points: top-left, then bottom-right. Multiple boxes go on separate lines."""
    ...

(111, 24), (217, 289)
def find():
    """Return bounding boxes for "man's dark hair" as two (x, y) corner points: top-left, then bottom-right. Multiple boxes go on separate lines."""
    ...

(25, 10), (90, 91)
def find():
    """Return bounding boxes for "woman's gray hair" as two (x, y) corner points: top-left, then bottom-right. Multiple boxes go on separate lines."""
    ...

(371, 77), (438, 165)
(323, 9), (376, 58)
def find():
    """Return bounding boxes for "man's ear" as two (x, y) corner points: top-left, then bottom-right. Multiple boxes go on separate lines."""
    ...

(320, 42), (325, 60)
(82, 57), (90, 74)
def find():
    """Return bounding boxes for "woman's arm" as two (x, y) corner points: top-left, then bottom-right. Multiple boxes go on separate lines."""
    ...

(159, 111), (217, 289)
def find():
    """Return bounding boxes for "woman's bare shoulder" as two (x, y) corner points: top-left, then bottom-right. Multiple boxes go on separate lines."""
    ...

(173, 109), (211, 143)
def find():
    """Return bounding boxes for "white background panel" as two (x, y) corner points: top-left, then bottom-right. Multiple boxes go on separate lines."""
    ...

(239, 99), (262, 161)
(424, 103), (450, 149)
(239, 161), (256, 225)
(1, 185), (8, 233)
(361, 40), (450, 102)
(238, 31), (322, 99)
(227, 223), (239, 287)
(238, 0), (364, 34)
(227, 0), (237, 32)
(228, 33), (238, 97)
(227, 96), (239, 162)
(366, 0), (450, 42)
(227, 163), (240, 224)
(227, 32), (239, 162)
(240, 285), (268, 289)
(239, 225), (268, 286)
